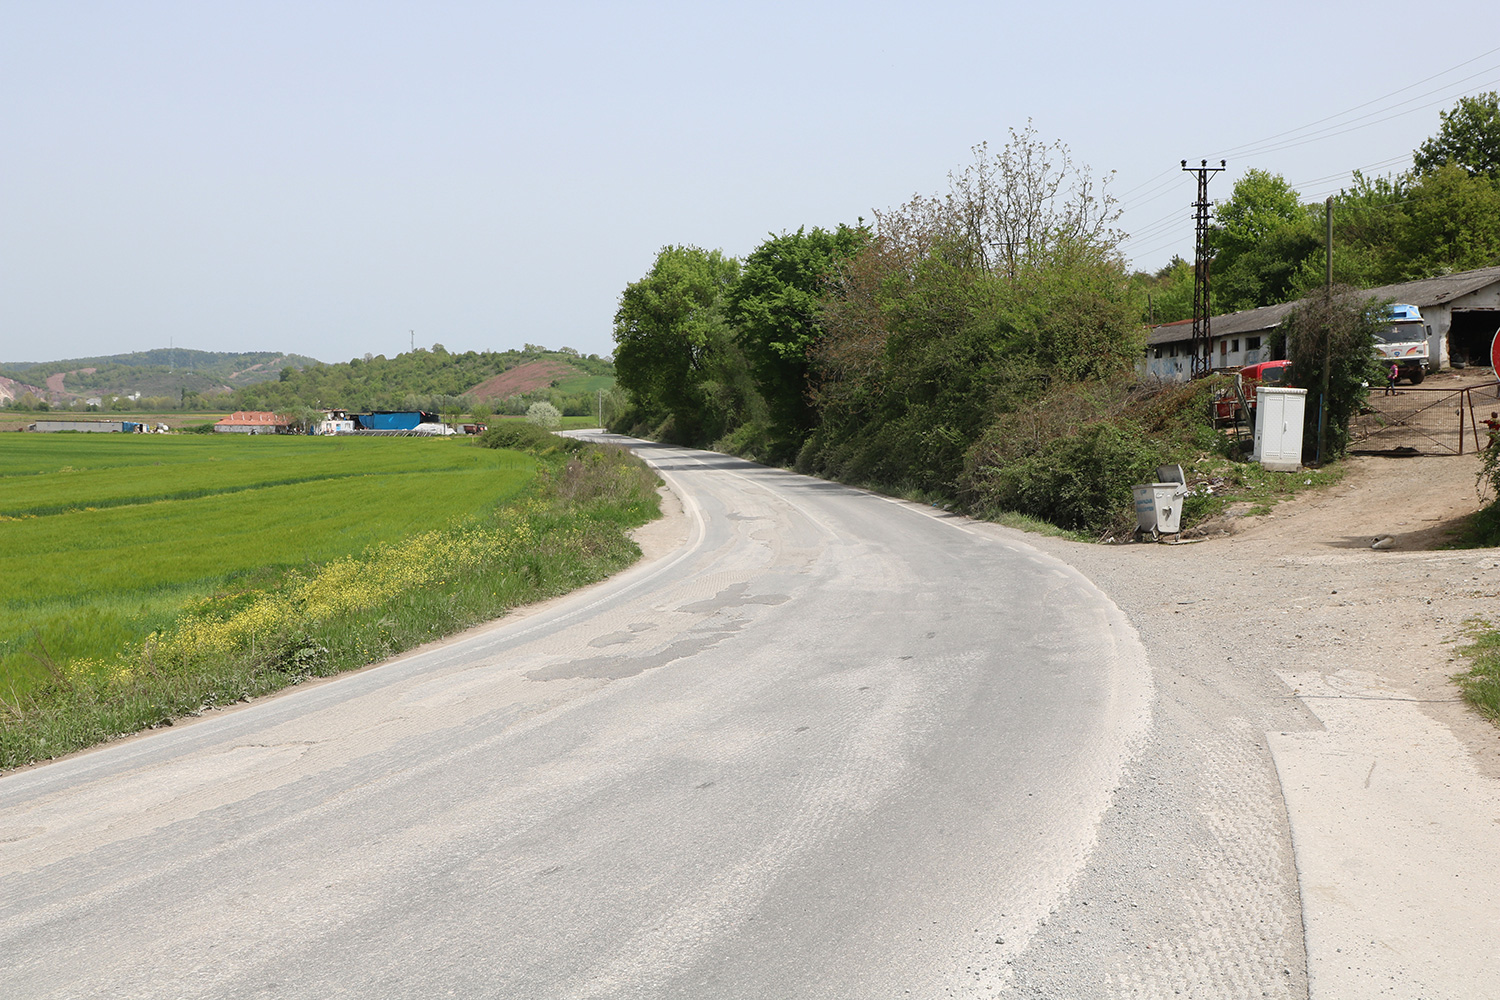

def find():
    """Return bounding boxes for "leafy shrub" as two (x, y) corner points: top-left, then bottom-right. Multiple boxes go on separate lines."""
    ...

(476, 420), (582, 455)
(526, 401), (562, 429)
(966, 421), (1158, 532)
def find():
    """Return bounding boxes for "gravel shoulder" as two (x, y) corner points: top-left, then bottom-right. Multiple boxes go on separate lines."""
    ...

(1008, 420), (1500, 997)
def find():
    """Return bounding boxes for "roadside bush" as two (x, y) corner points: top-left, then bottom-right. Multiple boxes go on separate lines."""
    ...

(477, 420), (582, 455)
(965, 421), (1158, 533)
(526, 401), (562, 429)
(1273, 288), (1386, 460)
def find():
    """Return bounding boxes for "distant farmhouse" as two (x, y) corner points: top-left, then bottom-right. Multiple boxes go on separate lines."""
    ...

(1144, 264), (1500, 381)
(214, 411), (292, 434)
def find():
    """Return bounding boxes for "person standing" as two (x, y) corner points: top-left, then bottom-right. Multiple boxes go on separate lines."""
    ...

(1386, 361), (1400, 395)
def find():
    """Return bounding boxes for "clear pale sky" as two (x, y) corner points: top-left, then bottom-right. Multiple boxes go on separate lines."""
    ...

(3, 1), (1496, 365)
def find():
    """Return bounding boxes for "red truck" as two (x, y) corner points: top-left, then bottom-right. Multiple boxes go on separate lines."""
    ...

(1215, 360), (1291, 423)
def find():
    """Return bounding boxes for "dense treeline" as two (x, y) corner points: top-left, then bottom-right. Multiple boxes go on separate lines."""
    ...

(612, 127), (1216, 533)
(1135, 92), (1500, 321)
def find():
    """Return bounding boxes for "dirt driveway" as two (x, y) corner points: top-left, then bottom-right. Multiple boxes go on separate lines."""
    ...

(1008, 375), (1500, 996)
(1029, 366), (1500, 773)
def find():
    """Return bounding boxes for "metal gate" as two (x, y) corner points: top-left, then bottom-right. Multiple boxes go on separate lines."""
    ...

(1350, 384), (1496, 456)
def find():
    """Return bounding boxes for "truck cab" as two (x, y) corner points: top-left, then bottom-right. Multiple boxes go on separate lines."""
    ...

(1375, 303), (1428, 384)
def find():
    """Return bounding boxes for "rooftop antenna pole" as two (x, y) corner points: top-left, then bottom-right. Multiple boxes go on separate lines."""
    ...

(1182, 158), (1226, 378)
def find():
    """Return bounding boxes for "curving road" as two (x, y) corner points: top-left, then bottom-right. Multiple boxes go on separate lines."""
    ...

(0, 439), (1152, 998)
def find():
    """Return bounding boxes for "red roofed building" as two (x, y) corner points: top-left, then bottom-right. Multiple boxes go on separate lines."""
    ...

(214, 411), (292, 435)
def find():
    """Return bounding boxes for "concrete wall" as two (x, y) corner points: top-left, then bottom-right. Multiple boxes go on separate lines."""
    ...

(30, 420), (126, 432)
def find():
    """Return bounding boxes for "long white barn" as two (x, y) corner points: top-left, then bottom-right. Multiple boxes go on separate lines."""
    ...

(1143, 264), (1500, 381)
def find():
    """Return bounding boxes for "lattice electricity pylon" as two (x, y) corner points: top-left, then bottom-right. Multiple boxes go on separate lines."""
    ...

(1182, 159), (1225, 378)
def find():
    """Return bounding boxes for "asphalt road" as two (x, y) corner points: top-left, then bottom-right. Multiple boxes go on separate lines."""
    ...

(0, 440), (1152, 998)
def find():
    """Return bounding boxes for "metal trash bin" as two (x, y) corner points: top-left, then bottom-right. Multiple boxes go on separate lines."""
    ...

(1132, 464), (1189, 542)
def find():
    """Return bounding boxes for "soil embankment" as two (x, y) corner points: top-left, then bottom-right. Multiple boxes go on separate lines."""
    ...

(468, 360), (580, 401)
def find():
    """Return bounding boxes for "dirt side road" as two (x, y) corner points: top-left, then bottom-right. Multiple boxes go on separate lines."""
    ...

(1013, 441), (1500, 997)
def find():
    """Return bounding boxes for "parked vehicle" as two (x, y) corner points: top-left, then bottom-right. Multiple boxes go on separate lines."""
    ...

(1375, 303), (1428, 384)
(1215, 360), (1291, 424)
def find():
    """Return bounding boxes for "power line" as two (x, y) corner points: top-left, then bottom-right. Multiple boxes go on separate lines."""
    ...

(1224, 74), (1500, 160)
(1213, 46), (1500, 157)
(1118, 46), (1500, 268)
(1114, 166), (1181, 200)
(1118, 204), (1194, 249)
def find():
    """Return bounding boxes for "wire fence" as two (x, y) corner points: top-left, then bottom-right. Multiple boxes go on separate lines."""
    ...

(1351, 383), (1500, 455)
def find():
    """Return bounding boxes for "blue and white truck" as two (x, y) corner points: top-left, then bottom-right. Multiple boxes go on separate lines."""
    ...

(1376, 303), (1429, 385)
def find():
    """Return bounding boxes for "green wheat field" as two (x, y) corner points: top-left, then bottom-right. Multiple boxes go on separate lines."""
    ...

(2, 430), (664, 769)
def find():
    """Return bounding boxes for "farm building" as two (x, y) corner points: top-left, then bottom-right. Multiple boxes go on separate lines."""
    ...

(1143, 264), (1500, 381)
(309, 410), (355, 435)
(214, 411), (292, 434)
(354, 411), (440, 431)
(28, 418), (144, 433)
(347, 411), (455, 435)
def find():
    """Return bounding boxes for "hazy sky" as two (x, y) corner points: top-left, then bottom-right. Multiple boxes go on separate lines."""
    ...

(4, 1), (1497, 365)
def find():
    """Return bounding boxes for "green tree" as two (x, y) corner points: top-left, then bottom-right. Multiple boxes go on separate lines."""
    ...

(525, 401), (561, 429)
(1275, 288), (1386, 459)
(1414, 92), (1500, 179)
(1130, 256), (1194, 325)
(1208, 169), (1322, 311)
(730, 224), (868, 456)
(612, 245), (743, 441)
(804, 129), (1138, 494)
(1321, 171), (1408, 288)
(1393, 164), (1500, 277)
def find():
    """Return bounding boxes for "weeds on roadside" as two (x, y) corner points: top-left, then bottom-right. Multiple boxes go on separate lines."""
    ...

(1454, 619), (1500, 723)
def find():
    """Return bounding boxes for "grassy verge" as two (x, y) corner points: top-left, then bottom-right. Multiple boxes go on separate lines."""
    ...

(1177, 456), (1347, 522)
(0, 436), (659, 769)
(1454, 620), (1500, 722)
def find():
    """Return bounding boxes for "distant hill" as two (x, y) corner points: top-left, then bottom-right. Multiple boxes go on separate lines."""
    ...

(0, 350), (322, 403)
(0, 374), (48, 405)
(468, 360), (584, 400)
(229, 346), (614, 415)
(1, 345), (615, 417)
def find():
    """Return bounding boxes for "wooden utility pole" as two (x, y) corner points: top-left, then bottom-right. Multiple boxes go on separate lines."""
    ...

(1317, 196), (1333, 464)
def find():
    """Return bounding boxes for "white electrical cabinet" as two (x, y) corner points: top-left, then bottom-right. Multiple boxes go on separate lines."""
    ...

(1254, 387), (1308, 472)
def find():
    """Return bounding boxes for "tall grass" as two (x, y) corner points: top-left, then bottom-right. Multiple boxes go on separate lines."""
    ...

(0, 435), (660, 768)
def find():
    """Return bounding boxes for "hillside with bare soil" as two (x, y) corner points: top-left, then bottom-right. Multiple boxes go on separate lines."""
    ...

(468, 359), (580, 401)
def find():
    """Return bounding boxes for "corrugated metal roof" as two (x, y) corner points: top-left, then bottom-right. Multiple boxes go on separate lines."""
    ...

(1147, 301), (1297, 345)
(1363, 264), (1500, 307)
(1147, 264), (1500, 345)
